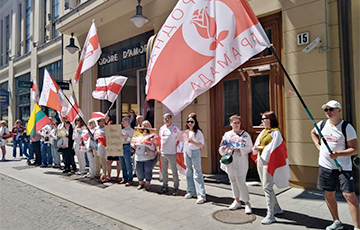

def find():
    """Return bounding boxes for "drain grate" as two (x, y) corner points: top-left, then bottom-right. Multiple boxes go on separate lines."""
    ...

(12, 166), (34, 170)
(212, 209), (256, 224)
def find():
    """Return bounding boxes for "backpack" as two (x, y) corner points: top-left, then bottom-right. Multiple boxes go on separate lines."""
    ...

(319, 119), (349, 149)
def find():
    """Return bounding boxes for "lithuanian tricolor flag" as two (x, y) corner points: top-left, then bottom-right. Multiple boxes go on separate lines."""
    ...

(27, 103), (51, 137)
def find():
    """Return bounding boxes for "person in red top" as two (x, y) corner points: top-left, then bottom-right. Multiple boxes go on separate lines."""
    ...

(11, 120), (26, 159)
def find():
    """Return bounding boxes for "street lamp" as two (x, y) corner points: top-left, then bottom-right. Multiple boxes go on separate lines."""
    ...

(130, 0), (148, 28)
(65, 33), (79, 54)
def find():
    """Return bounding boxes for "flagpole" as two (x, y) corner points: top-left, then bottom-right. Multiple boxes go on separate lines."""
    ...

(269, 46), (342, 171)
(105, 100), (116, 116)
(60, 90), (94, 138)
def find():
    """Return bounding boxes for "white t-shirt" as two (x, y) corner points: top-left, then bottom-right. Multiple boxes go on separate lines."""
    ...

(316, 120), (357, 170)
(188, 130), (205, 150)
(159, 123), (180, 155)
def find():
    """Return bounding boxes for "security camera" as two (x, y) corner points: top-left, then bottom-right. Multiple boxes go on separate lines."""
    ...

(302, 37), (322, 53)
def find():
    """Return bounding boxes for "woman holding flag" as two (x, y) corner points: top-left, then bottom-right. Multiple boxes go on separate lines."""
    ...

(252, 111), (289, 225)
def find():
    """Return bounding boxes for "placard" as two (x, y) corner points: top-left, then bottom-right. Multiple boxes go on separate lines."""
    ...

(105, 125), (123, 156)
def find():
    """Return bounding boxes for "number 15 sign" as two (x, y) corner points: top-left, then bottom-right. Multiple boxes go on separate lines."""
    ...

(297, 32), (309, 46)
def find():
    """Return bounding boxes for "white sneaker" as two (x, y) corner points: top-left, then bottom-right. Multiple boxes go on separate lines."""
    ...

(184, 193), (195, 199)
(326, 220), (343, 230)
(229, 200), (241, 210)
(84, 173), (90, 178)
(245, 203), (252, 214)
(261, 215), (276, 225)
(196, 196), (206, 204)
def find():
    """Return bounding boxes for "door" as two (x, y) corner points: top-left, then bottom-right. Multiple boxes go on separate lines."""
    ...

(210, 13), (284, 177)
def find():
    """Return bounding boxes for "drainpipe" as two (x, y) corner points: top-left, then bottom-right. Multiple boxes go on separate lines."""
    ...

(337, 0), (354, 124)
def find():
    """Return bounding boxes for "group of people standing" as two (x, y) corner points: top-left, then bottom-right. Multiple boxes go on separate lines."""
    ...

(1, 99), (358, 229)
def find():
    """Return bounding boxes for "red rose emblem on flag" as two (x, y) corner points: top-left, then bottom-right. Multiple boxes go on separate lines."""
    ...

(191, 7), (229, 51)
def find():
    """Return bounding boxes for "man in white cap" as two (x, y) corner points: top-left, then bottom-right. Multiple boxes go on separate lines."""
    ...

(158, 113), (181, 195)
(310, 100), (359, 230)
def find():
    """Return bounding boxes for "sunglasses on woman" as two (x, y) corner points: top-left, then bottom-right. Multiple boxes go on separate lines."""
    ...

(324, 108), (335, 112)
(187, 120), (194, 124)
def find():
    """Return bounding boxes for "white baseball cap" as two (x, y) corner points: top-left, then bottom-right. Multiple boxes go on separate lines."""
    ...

(321, 100), (341, 109)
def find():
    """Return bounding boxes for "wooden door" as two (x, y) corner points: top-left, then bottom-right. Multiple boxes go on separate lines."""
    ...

(210, 13), (284, 178)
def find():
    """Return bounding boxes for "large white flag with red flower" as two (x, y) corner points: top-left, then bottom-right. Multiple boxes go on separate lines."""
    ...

(146, 0), (271, 115)
(39, 69), (68, 116)
(92, 76), (128, 103)
(74, 20), (101, 83)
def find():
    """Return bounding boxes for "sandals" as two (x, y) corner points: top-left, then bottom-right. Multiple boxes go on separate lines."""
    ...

(143, 181), (150, 191)
(137, 184), (144, 190)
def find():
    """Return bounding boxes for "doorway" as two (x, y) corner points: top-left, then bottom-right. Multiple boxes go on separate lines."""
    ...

(210, 13), (284, 179)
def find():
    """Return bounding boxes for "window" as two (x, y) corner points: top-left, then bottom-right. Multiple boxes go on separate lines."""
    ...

(18, 3), (22, 56)
(0, 82), (9, 122)
(223, 79), (240, 126)
(15, 74), (31, 123)
(0, 20), (3, 66)
(44, 0), (47, 42)
(5, 15), (10, 63)
(25, 0), (31, 53)
(251, 75), (270, 126)
(52, 0), (60, 39)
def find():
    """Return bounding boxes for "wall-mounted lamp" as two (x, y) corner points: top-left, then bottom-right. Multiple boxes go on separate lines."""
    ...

(65, 33), (79, 54)
(130, 0), (148, 28)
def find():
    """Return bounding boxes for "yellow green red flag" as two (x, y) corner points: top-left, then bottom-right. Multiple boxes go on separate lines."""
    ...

(27, 103), (51, 137)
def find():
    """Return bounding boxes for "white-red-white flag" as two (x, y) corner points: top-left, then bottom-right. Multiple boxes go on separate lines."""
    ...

(74, 20), (102, 83)
(39, 69), (68, 116)
(31, 78), (39, 103)
(91, 112), (105, 120)
(67, 96), (83, 123)
(92, 76), (128, 103)
(146, 0), (271, 115)
(252, 129), (290, 189)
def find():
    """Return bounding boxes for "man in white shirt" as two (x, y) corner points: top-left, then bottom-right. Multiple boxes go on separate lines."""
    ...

(311, 100), (359, 230)
(158, 113), (180, 195)
(120, 117), (134, 186)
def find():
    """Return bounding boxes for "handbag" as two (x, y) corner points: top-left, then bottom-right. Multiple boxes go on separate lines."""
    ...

(57, 138), (69, 148)
(220, 149), (234, 164)
(144, 147), (157, 160)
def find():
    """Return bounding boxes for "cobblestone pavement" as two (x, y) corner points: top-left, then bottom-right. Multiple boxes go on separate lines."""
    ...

(0, 173), (138, 230)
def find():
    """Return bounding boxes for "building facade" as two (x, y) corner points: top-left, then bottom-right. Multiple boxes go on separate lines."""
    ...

(1, 0), (359, 190)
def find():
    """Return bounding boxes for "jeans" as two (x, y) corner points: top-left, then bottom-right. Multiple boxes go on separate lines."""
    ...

(13, 139), (23, 157)
(41, 142), (52, 165)
(23, 142), (32, 160)
(185, 149), (206, 198)
(136, 160), (154, 182)
(161, 154), (179, 189)
(51, 141), (60, 166)
(119, 144), (133, 182)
